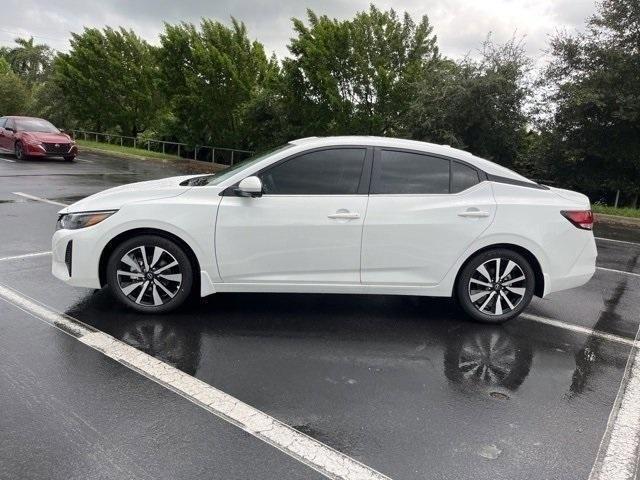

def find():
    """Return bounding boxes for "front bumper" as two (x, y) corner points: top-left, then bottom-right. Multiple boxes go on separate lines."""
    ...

(26, 143), (78, 157)
(52, 227), (102, 289)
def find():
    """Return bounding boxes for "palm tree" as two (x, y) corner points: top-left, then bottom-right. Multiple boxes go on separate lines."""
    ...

(8, 37), (52, 84)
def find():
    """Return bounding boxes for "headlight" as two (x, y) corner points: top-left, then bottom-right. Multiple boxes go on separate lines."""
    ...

(56, 210), (117, 230)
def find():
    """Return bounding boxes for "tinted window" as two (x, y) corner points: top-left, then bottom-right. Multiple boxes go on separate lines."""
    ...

(372, 150), (450, 194)
(451, 161), (480, 193)
(260, 148), (366, 195)
(15, 118), (59, 133)
(0, 118), (6, 128)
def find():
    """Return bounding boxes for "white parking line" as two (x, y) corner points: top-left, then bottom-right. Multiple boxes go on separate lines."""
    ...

(0, 251), (51, 262)
(597, 267), (640, 279)
(12, 192), (68, 207)
(520, 313), (637, 347)
(75, 158), (93, 163)
(596, 237), (640, 247)
(589, 324), (640, 480)
(1, 158), (16, 163)
(0, 283), (392, 480)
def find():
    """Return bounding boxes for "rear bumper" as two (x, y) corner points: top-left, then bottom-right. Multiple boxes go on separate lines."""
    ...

(543, 235), (597, 296)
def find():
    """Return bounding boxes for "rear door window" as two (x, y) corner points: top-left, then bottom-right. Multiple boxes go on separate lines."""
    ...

(372, 150), (450, 194)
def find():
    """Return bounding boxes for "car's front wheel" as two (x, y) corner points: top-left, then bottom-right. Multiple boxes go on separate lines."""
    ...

(106, 235), (194, 313)
(15, 142), (27, 161)
(456, 248), (535, 323)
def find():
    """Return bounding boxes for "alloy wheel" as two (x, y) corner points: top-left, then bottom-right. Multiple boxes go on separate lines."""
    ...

(116, 245), (183, 307)
(467, 257), (527, 316)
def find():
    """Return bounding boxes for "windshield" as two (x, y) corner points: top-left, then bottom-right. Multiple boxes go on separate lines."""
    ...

(15, 118), (60, 134)
(181, 143), (295, 186)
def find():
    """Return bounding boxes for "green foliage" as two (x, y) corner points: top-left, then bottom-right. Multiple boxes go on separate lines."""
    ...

(404, 36), (532, 167)
(543, 0), (640, 194)
(592, 204), (640, 218)
(283, 6), (439, 136)
(156, 18), (273, 148)
(27, 79), (74, 128)
(6, 37), (52, 84)
(0, 61), (29, 116)
(55, 27), (160, 136)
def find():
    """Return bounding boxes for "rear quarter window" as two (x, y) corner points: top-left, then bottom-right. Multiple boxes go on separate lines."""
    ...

(451, 161), (481, 193)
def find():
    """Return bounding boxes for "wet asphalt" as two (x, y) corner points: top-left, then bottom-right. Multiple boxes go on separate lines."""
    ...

(0, 152), (639, 480)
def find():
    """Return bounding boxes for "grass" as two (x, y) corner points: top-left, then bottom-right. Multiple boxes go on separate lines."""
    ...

(592, 204), (640, 219)
(76, 139), (181, 161)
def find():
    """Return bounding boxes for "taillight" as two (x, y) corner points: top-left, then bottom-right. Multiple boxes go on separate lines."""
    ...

(561, 210), (594, 230)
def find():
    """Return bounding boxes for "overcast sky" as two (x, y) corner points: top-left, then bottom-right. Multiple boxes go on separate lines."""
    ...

(1, 0), (596, 62)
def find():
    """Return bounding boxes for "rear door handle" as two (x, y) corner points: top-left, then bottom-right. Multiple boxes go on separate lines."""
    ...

(328, 212), (360, 220)
(458, 210), (490, 218)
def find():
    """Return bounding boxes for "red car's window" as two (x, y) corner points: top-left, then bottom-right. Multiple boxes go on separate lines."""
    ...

(15, 118), (60, 134)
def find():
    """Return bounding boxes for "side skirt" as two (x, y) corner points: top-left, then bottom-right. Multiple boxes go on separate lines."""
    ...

(208, 281), (451, 297)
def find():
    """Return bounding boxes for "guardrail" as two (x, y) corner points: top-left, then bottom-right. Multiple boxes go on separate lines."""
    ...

(69, 130), (253, 166)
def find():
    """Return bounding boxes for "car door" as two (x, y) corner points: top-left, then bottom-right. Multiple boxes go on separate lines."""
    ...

(361, 148), (496, 286)
(215, 147), (371, 284)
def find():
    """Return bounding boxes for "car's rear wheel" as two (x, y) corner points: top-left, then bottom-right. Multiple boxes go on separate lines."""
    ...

(15, 142), (26, 161)
(456, 248), (535, 323)
(106, 235), (193, 313)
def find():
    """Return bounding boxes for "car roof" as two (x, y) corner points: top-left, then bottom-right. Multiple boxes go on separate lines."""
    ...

(288, 136), (534, 183)
(2, 116), (46, 120)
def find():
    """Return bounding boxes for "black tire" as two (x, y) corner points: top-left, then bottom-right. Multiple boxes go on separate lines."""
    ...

(455, 248), (535, 324)
(106, 235), (194, 313)
(64, 156), (75, 162)
(14, 142), (26, 161)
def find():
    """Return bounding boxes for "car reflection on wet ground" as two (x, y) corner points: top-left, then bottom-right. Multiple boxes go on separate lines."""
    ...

(0, 151), (639, 480)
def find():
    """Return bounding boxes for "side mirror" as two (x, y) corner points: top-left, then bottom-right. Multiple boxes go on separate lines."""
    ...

(5, 127), (14, 133)
(235, 176), (263, 198)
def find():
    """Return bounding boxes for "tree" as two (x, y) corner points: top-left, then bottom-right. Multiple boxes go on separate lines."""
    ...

(403, 36), (532, 167)
(284, 6), (440, 137)
(157, 18), (273, 148)
(28, 73), (75, 128)
(0, 58), (29, 116)
(7, 37), (52, 84)
(544, 0), (640, 205)
(55, 27), (160, 136)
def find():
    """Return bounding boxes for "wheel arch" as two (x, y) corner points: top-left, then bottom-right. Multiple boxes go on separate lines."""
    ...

(98, 227), (201, 288)
(454, 243), (545, 298)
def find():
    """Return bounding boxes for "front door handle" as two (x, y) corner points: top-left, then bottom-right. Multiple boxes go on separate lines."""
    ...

(328, 211), (360, 220)
(458, 210), (490, 218)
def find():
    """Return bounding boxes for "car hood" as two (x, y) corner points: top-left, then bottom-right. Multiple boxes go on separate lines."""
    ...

(59, 175), (198, 213)
(21, 131), (72, 143)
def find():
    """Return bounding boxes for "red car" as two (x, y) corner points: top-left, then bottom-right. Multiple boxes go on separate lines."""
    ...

(0, 116), (78, 161)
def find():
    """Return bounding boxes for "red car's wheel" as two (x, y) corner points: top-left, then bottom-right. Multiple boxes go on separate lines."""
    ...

(14, 142), (27, 161)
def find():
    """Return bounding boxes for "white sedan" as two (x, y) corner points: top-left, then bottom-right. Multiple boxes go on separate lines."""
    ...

(52, 136), (597, 323)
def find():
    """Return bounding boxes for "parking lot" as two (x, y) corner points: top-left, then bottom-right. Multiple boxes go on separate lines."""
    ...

(1, 151), (639, 480)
